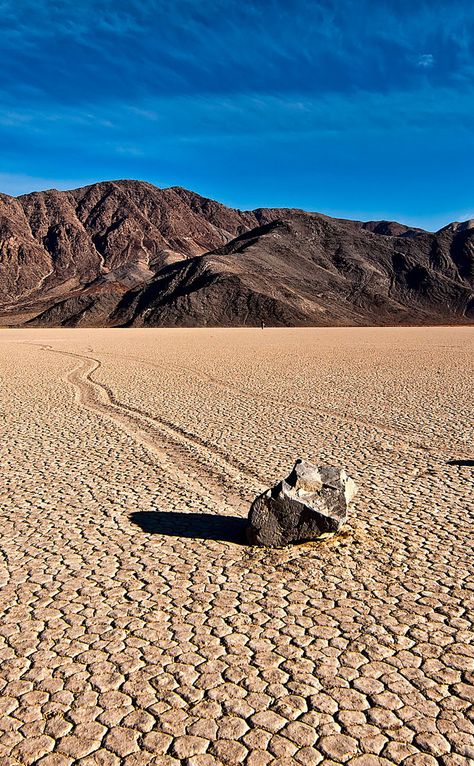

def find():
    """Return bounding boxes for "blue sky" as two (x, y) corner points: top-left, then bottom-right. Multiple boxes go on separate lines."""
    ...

(1, 0), (474, 229)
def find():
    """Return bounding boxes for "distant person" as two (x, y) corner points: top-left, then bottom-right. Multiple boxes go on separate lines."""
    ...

(261, 319), (265, 330)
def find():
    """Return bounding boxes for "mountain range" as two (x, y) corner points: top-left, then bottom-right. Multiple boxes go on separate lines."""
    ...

(0, 179), (472, 326)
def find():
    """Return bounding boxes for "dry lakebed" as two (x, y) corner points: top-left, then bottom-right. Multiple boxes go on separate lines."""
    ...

(0, 327), (473, 766)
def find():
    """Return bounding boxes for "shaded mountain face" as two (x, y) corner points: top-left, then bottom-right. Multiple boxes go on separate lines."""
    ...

(0, 180), (472, 326)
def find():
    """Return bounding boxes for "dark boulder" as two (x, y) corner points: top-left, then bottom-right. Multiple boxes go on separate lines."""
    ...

(247, 459), (357, 547)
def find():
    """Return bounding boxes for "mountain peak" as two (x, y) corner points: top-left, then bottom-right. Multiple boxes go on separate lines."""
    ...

(439, 219), (474, 233)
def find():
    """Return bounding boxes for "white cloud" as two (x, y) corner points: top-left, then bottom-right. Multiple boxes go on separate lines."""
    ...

(417, 53), (435, 68)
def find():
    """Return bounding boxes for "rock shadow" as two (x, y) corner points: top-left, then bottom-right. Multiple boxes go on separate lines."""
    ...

(447, 459), (474, 467)
(130, 511), (248, 545)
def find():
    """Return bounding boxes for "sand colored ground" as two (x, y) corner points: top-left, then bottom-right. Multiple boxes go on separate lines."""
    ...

(0, 326), (473, 766)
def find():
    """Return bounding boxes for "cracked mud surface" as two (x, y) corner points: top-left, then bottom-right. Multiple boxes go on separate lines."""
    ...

(0, 326), (473, 766)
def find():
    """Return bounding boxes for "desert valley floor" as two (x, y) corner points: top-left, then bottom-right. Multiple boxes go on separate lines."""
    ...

(0, 327), (473, 766)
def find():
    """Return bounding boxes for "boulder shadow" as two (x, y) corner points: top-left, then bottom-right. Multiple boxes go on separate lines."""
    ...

(447, 459), (474, 467)
(130, 511), (248, 545)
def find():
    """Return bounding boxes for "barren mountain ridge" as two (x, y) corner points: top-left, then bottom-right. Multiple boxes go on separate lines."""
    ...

(0, 180), (472, 326)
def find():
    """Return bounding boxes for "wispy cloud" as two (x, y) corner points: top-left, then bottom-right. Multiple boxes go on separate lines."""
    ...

(2, 85), (473, 150)
(1, 0), (473, 106)
(417, 53), (435, 68)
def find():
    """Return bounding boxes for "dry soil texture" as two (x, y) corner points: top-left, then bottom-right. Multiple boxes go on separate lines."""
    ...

(0, 327), (473, 766)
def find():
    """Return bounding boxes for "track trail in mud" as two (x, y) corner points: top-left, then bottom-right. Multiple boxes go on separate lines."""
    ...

(31, 343), (255, 517)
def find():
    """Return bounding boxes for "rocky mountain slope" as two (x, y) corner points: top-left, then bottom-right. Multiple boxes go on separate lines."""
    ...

(0, 180), (472, 326)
